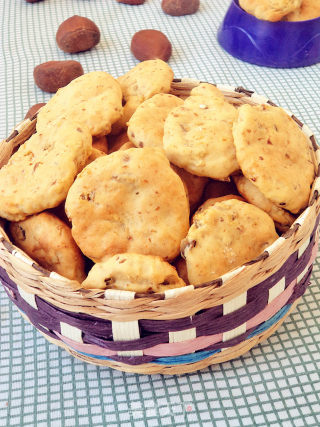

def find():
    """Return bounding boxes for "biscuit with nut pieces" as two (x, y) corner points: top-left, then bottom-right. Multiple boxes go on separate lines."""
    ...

(10, 212), (86, 282)
(65, 147), (189, 262)
(0, 118), (92, 221)
(112, 59), (174, 134)
(163, 83), (239, 180)
(234, 175), (295, 229)
(37, 71), (123, 136)
(181, 199), (278, 285)
(128, 93), (183, 148)
(192, 195), (245, 222)
(233, 104), (315, 214)
(82, 253), (186, 292)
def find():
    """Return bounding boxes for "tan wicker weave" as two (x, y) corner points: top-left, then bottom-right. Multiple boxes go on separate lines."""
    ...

(0, 80), (319, 375)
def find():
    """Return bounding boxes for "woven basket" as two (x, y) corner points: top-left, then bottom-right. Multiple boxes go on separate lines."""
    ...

(0, 80), (319, 375)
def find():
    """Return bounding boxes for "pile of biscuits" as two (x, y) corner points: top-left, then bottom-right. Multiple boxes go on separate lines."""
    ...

(0, 60), (315, 293)
(239, 0), (320, 22)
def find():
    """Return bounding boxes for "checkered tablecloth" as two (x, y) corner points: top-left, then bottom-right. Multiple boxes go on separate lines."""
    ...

(0, 1), (320, 426)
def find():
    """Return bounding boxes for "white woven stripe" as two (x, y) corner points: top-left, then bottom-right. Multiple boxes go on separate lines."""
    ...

(294, 207), (310, 226)
(60, 323), (83, 343)
(222, 292), (247, 343)
(302, 124), (314, 138)
(17, 284), (38, 310)
(112, 320), (140, 341)
(117, 350), (143, 357)
(312, 176), (320, 195)
(297, 265), (310, 284)
(223, 292), (247, 315)
(223, 324), (247, 343)
(104, 289), (136, 300)
(250, 93), (269, 105)
(283, 107), (294, 117)
(265, 236), (286, 256)
(16, 120), (29, 132)
(49, 271), (65, 280)
(298, 237), (311, 258)
(268, 278), (285, 303)
(164, 285), (194, 299)
(180, 77), (200, 84)
(216, 83), (237, 92)
(12, 250), (33, 265)
(221, 266), (245, 284)
(169, 328), (196, 343)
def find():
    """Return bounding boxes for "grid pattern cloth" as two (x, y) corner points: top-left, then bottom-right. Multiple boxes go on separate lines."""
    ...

(0, 0), (320, 426)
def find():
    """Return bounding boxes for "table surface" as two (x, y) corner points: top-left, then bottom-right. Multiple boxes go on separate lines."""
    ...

(1, 1), (320, 426)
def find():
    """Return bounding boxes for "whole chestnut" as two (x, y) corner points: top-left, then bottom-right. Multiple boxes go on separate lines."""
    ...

(56, 15), (100, 53)
(34, 60), (84, 93)
(131, 29), (172, 62)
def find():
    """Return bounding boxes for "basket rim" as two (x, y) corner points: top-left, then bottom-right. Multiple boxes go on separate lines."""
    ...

(0, 79), (319, 303)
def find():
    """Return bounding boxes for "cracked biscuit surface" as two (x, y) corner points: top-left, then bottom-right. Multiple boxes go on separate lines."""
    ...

(163, 83), (239, 180)
(82, 253), (186, 293)
(10, 212), (86, 282)
(65, 147), (189, 262)
(37, 71), (123, 136)
(239, 0), (302, 21)
(0, 118), (92, 221)
(233, 104), (315, 214)
(182, 199), (278, 285)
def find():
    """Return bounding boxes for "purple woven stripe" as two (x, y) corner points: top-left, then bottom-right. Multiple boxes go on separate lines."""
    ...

(83, 331), (169, 351)
(79, 270), (315, 365)
(196, 290), (269, 336)
(0, 215), (318, 357)
(248, 223), (317, 301)
(287, 266), (313, 305)
(36, 298), (113, 338)
(198, 268), (314, 356)
(286, 241), (313, 285)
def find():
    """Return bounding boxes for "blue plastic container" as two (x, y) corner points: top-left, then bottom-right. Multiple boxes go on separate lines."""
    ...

(217, 0), (320, 68)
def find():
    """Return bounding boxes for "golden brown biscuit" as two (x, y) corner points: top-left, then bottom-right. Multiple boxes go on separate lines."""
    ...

(171, 164), (208, 212)
(112, 59), (174, 134)
(128, 93), (183, 148)
(82, 253), (186, 292)
(10, 212), (86, 282)
(0, 118), (92, 221)
(233, 104), (315, 214)
(285, 0), (320, 21)
(234, 175), (295, 228)
(65, 147), (190, 262)
(239, 0), (302, 21)
(118, 141), (136, 151)
(182, 199), (278, 285)
(193, 195), (245, 221)
(37, 71), (123, 136)
(163, 83), (239, 180)
(92, 135), (108, 154)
